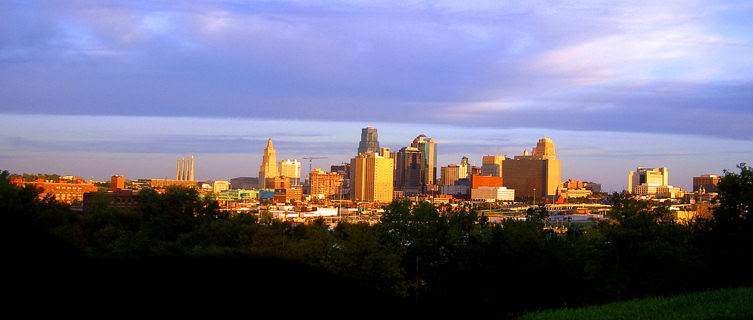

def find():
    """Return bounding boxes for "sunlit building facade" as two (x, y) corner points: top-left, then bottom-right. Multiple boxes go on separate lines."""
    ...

(350, 148), (394, 203)
(309, 168), (344, 199)
(502, 138), (561, 199)
(258, 138), (278, 189)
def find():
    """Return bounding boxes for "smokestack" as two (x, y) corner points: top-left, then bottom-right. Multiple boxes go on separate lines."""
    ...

(181, 158), (186, 180)
(190, 155), (195, 181)
(176, 158), (181, 180)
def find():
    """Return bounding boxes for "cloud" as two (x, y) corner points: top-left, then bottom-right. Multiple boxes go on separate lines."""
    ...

(1, 1), (752, 140)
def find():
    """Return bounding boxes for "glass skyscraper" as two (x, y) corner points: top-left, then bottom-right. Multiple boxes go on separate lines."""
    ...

(411, 133), (437, 185)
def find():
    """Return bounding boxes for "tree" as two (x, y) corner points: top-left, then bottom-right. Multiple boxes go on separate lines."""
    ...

(705, 163), (753, 286)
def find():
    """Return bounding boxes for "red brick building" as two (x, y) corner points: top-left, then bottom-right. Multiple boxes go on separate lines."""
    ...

(274, 188), (302, 203)
(309, 168), (344, 199)
(11, 178), (98, 204)
(471, 175), (504, 189)
(82, 189), (139, 214)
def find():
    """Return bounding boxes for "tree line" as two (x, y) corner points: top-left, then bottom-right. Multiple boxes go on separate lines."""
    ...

(2, 164), (752, 318)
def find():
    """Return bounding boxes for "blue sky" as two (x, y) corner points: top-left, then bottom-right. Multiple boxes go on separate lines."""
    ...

(1, 1), (752, 192)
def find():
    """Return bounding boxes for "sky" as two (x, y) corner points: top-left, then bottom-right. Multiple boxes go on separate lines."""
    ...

(1, 0), (753, 192)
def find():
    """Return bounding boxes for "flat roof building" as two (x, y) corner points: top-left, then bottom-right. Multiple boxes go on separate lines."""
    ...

(350, 147), (394, 203)
(502, 138), (561, 199)
(693, 174), (721, 193)
(628, 167), (669, 194)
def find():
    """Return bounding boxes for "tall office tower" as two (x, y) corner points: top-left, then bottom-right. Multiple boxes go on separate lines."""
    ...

(533, 138), (556, 159)
(331, 163), (350, 177)
(440, 165), (462, 185)
(357, 126), (380, 155)
(411, 134), (437, 186)
(258, 138), (278, 189)
(395, 146), (422, 194)
(459, 156), (469, 179)
(481, 155), (505, 177)
(628, 167), (669, 193)
(502, 137), (561, 199)
(111, 175), (125, 192)
(278, 158), (302, 186)
(350, 147), (394, 202)
(175, 156), (195, 181)
(309, 168), (344, 199)
(440, 156), (469, 185)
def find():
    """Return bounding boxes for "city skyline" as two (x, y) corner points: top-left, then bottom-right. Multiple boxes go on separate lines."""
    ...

(1, 114), (751, 193)
(2, 1), (753, 193)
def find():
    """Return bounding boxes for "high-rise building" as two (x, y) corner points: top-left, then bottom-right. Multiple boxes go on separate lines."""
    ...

(502, 138), (561, 199)
(309, 168), (344, 199)
(350, 148), (394, 203)
(481, 155), (505, 177)
(395, 146), (422, 194)
(628, 167), (669, 193)
(693, 174), (721, 193)
(331, 163), (351, 197)
(440, 157), (469, 185)
(411, 134), (437, 186)
(460, 156), (469, 179)
(258, 138), (278, 189)
(278, 158), (302, 187)
(358, 126), (380, 155)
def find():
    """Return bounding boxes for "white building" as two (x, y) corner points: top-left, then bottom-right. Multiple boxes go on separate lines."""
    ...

(279, 159), (302, 186)
(472, 186), (515, 202)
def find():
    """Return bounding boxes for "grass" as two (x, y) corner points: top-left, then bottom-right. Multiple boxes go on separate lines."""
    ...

(518, 287), (753, 320)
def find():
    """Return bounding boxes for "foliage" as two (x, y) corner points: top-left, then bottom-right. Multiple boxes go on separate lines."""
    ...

(703, 163), (753, 286)
(3, 163), (753, 318)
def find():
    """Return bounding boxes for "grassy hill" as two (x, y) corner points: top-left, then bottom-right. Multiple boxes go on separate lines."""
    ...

(519, 286), (753, 320)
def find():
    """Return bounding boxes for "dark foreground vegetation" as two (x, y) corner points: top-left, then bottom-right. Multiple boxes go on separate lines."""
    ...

(2, 164), (752, 318)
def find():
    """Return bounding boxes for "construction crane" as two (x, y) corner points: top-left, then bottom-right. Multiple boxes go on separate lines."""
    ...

(302, 157), (328, 195)
(302, 156), (328, 174)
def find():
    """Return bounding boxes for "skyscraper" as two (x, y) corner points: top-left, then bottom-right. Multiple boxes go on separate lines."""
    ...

(350, 147), (394, 203)
(258, 138), (278, 189)
(481, 155), (505, 177)
(440, 156), (469, 185)
(278, 158), (302, 187)
(357, 126), (380, 155)
(395, 146), (422, 194)
(411, 133), (437, 186)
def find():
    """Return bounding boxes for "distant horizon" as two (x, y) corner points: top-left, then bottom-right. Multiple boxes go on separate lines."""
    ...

(2, 114), (749, 194)
(2, 1), (752, 193)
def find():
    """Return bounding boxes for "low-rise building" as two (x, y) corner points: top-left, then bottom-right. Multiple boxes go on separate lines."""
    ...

(82, 189), (139, 214)
(471, 186), (515, 202)
(11, 178), (98, 204)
